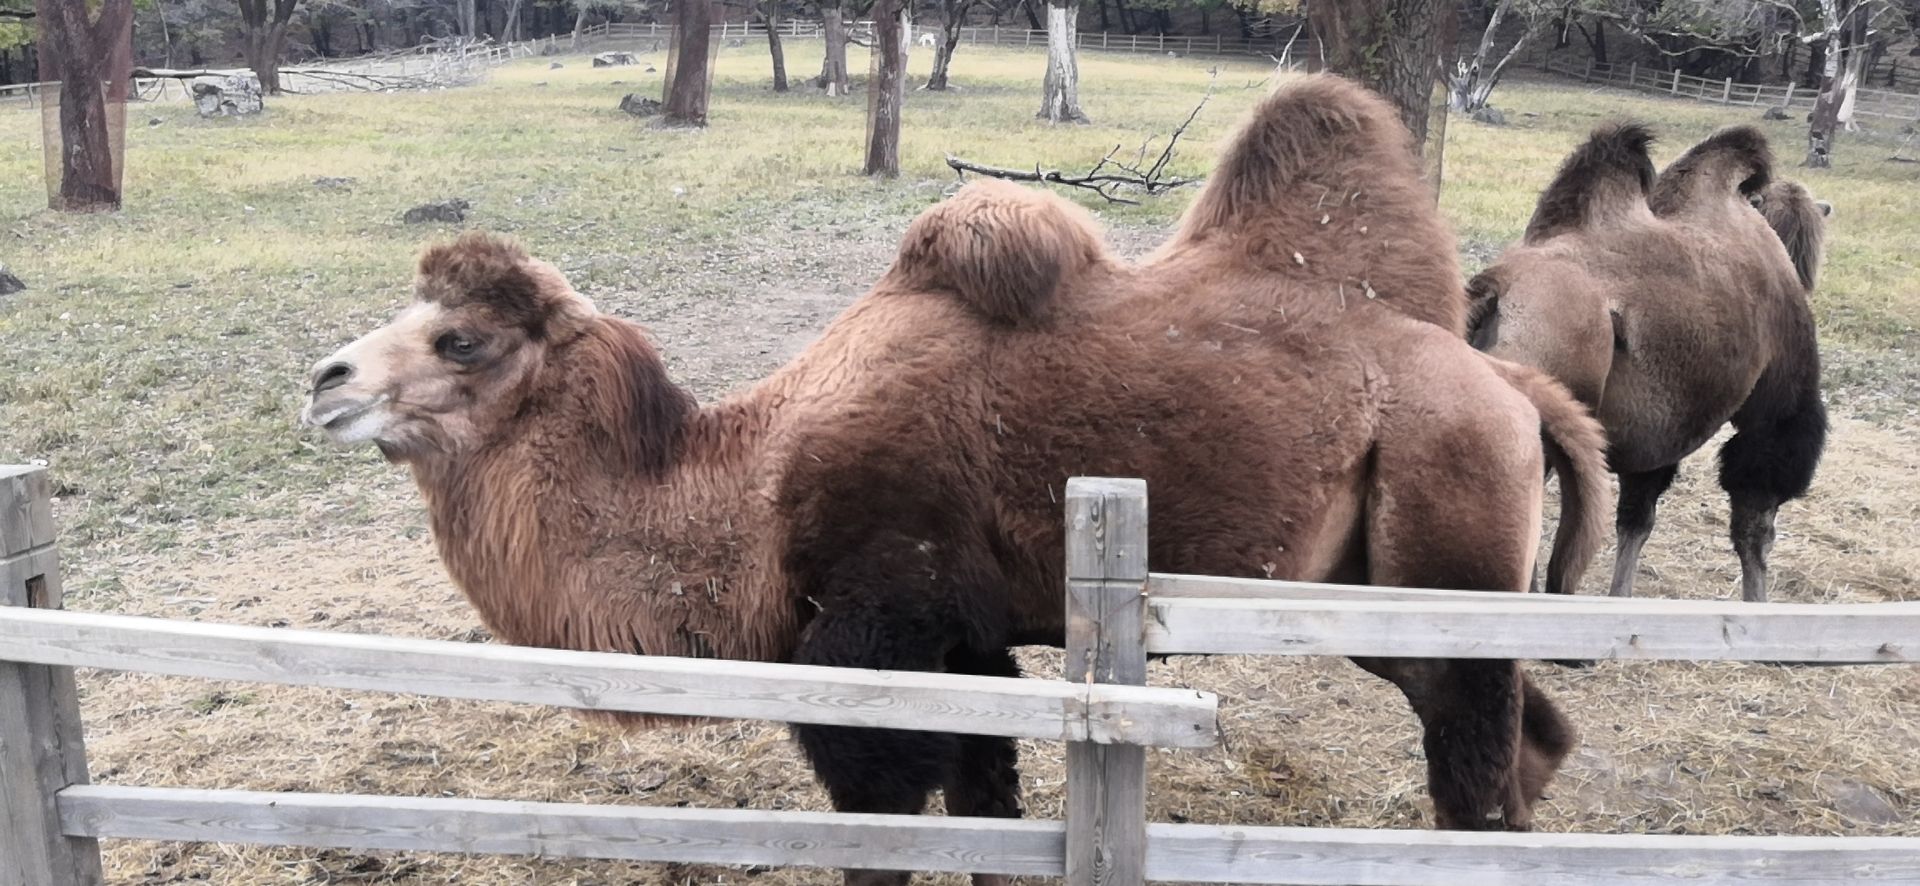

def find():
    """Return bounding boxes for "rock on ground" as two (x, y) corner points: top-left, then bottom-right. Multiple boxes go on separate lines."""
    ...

(592, 52), (638, 67)
(1471, 106), (1508, 126)
(402, 199), (471, 224)
(191, 74), (264, 117)
(1763, 106), (1791, 120)
(0, 265), (23, 295)
(620, 94), (663, 117)
(314, 177), (357, 190)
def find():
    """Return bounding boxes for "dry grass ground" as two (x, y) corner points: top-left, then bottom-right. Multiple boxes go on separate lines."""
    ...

(1, 40), (1917, 885)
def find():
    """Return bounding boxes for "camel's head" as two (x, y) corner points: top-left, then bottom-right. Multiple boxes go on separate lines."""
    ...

(301, 232), (598, 461)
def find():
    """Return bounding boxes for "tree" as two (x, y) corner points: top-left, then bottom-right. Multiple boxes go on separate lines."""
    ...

(1308, 0), (1457, 179)
(865, 0), (908, 175)
(762, 0), (788, 91)
(1805, 0), (1870, 168)
(1036, 0), (1087, 122)
(1450, 0), (1546, 111)
(35, 0), (132, 212)
(237, 0), (299, 94)
(661, 0), (715, 126)
(817, 0), (850, 94)
(926, 0), (973, 90)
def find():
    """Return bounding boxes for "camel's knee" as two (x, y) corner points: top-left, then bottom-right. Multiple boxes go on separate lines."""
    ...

(1513, 674), (1574, 824)
(1412, 660), (1527, 831)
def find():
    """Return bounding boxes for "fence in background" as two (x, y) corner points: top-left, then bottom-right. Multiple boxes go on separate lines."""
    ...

(1540, 53), (1920, 123)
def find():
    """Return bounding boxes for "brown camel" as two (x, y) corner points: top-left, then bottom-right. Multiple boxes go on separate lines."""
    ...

(1465, 124), (1828, 602)
(302, 75), (1608, 885)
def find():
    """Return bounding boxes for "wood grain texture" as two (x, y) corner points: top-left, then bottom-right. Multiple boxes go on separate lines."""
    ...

(1143, 821), (1920, 884)
(1145, 596), (1919, 662)
(0, 607), (1216, 748)
(58, 785), (1066, 876)
(1150, 573), (1787, 607)
(0, 466), (55, 558)
(1064, 478), (1150, 886)
(1, 467), (102, 886)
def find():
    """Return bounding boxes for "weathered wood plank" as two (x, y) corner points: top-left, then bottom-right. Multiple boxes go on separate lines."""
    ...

(1150, 573), (1804, 608)
(58, 785), (1066, 876)
(1065, 478), (1150, 886)
(1, 466), (102, 886)
(0, 466), (55, 557)
(1145, 597), (1919, 662)
(0, 607), (1216, 748)
(1143, 821), (1920, 884)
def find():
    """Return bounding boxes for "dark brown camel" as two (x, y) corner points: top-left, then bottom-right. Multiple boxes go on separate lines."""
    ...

(302, 75), (1608, 885)
(1465, 124), (1828, 602)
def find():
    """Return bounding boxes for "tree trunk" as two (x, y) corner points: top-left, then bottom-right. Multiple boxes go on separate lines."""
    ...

(157, 0), (174, 68)
(662, 0), (714, 126)
(1022, 0), (1041, 32)
(571, 3), (589, 48)
(765, 0), (789, 91)
(1310, 0), (1457, 172)
(1805, 0), (1858, 168)
(504, 0), (525, 41)
(818, 0), (849, 94)
(928, 0), (966, 90)
(1096, 0), (1109, 31)
(1450, 0), (1532, 112)
(238, 0), (298, 95)
(1037, 0), (1087, 122)
(36, 0), (132, 212)
(865, 0), (906, 176)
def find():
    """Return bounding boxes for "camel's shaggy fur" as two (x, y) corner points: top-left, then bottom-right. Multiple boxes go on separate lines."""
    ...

(1466, 124), (1828, 602)
(304, 75), (1610, 884)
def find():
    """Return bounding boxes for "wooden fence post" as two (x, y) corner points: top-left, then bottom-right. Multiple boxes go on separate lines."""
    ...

(1064, 477), (1149, 886)
(1671, 68), (1681, 94)
(1582, 58), (1592, 81)
(0, 466), (102, 886)
(1722, 77), (1733, 102)
(1783, 81), (1795, 108)
(1627, 61), (1636, 87)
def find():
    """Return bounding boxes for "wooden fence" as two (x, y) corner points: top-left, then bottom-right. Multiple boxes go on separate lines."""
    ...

(5, 466), (1920, 884)
(1540, 53), (1920, 123)
(592, 19), (1318, 63)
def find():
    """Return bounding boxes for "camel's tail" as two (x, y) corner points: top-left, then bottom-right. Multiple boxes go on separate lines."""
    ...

(1650, 125), (1774, 216)
(1486, 358), (1611, 596)
(1753, 179), (1829, 290)
(1524, 122), (1655, 244)
(891, 178), (1107, 327)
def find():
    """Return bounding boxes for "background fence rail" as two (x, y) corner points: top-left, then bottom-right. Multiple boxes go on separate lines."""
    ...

(1539, 54), (1920, 123)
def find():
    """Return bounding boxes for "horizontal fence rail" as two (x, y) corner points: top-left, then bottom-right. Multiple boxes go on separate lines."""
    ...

(53, 786), (1920, 885)
(0, 606), (1216, 748)
(1145, 591), (1918, 662)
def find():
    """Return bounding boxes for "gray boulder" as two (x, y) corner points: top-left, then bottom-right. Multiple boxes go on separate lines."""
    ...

(619, 94), (663, 116)
(1470, 105), (1507, 126)
(191, 73), (263, 117)
(0, 265), (23, 296)
(402, 199), (471, 224)
(1762, 105), (1791, 120)
(593, 51), (638, 67)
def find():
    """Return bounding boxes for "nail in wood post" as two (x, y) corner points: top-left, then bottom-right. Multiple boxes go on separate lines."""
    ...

(1064, 477), (1149, 886)
(0, 466), (103, 886)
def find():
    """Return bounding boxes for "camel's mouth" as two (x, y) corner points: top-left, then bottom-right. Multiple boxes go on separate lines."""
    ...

(302, 394), (391, 444)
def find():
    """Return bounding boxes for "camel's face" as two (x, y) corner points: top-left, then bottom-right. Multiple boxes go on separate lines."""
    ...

(302, 241), (589, 462)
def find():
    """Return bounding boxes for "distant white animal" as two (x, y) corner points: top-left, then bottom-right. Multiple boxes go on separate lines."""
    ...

(918, 32), (937, 47)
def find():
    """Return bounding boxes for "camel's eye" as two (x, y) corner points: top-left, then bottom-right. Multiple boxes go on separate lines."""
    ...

(435, 331), (484, 364)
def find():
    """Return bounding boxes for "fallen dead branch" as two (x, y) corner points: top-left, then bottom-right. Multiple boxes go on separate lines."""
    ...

(945, 74), (1215, 204)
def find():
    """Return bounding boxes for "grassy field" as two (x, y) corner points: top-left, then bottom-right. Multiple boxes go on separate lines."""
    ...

(2, 41), (1918, 884)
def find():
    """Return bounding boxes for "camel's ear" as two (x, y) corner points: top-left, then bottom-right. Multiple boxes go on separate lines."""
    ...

(1525, 122), (1655, 244)
(1183, 74), (1419, 230)
(892, 179), (1104, 326)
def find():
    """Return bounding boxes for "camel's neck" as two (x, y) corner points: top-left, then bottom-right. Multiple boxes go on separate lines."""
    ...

(409, 323), (798, 662)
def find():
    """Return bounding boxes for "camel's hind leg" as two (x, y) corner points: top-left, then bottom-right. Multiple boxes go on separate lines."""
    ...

(1609, 464), (1679, 597)
(943, 647), (1023, 886)
(1357, 426), (1573, 831)
(1719, 386), (1827, 603)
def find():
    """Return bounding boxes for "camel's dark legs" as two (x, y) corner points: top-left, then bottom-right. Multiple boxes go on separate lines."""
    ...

(941, 648), (1023, 886)
(1719, 389), (1826, 604)
(1608, 464), (1678, 597)
(791, 609), (960, 886)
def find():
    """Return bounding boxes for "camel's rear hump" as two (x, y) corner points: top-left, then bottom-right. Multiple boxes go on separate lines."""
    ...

(1650, 126), (1773, 216)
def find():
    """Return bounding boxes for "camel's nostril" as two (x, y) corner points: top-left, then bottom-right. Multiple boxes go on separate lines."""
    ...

(313, 362), (354, 394)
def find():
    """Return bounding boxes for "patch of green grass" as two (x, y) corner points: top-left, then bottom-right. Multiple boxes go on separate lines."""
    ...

(1, 45), (1915, 565)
